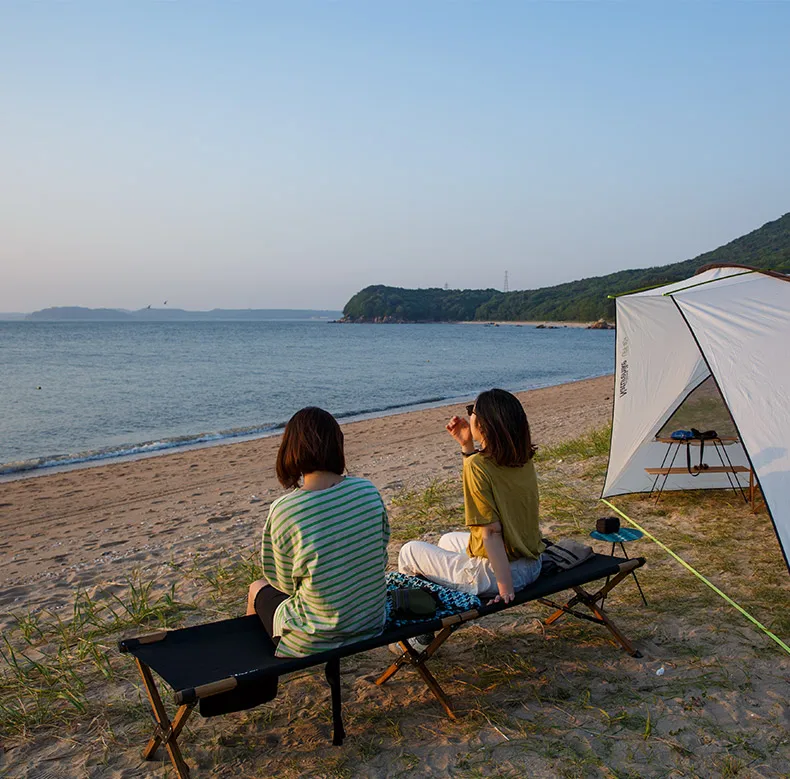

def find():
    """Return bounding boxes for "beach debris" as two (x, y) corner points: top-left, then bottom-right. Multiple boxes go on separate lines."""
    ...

(250, 495), (262, 503)
(656, 666), (665, 676)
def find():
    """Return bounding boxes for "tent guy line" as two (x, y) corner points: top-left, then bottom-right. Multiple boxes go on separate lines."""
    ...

(600, 499), (790, 656)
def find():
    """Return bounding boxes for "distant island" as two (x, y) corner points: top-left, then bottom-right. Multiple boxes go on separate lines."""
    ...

(341, 212), (790, 323)
(24, 307), (342, 322)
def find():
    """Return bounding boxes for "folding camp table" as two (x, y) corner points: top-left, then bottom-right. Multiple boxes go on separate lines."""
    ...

(119, 553), (645, 778)
(646, 436), (756, 509)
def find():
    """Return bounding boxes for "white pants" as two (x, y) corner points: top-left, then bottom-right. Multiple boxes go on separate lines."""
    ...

(398, 531), (542, 598)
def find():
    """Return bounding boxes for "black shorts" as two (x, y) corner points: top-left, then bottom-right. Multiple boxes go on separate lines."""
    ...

(253, 584), (289, 640)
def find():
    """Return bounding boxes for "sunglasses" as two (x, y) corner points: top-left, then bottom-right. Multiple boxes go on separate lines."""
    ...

(465, 404), (475, 417)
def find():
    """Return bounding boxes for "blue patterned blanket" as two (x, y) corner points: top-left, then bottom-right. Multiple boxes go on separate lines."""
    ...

(385, 572), (482, 629)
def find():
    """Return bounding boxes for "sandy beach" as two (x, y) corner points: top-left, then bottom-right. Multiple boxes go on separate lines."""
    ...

(2, 373), (789, 778)
(460, 320), (605, 328)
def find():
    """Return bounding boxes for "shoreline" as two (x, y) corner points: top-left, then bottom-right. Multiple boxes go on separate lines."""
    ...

(0, 371), (614, 483)
(0, 374), (614, 590)
(459, 319), (597, 328)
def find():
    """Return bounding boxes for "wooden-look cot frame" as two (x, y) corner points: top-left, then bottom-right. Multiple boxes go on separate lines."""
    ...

(120, 557), (645, 779)
(376, 558), (643, 718)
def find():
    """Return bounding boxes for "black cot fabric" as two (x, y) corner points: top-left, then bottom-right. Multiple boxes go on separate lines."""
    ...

(120, 553), (642, 712)
(121, 614), (280, 692)
(487, 550), (632, 612)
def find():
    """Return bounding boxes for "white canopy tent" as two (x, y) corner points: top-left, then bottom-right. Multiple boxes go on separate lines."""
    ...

(601, 264), (790, 571)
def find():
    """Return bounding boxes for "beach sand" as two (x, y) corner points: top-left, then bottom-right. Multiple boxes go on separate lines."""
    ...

(2, 373), (789, 778)
(460, 320), (603, 328)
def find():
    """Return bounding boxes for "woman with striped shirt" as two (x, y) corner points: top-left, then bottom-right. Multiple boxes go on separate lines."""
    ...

(246, 407), (390, 658)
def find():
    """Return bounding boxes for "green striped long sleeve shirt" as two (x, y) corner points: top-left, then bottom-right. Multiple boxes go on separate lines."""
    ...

(261, 476), (390, 658)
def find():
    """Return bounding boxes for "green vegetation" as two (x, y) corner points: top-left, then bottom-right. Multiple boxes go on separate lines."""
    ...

(342, 286), (500, 323)
(342, 211), (790, 322)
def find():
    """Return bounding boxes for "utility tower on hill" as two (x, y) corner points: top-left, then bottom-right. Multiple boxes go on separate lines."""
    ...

(503, 271), (509, 293)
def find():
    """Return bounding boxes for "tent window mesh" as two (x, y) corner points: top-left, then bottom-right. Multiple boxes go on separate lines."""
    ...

(657, 376), (739, 439)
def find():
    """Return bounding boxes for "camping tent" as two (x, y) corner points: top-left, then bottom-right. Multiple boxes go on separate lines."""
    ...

(601, 264), (790, 571)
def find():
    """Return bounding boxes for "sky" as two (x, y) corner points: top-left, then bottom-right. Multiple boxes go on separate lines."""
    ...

(2, 2), (789, 312)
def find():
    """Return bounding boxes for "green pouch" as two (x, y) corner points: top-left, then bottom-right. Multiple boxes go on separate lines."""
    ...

(390, 588), (440, 620)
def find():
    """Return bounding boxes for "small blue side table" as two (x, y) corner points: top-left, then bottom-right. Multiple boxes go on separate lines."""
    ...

(589, 527), (648, 606)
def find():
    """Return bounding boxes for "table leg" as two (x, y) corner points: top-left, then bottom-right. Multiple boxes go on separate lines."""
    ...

(600, 542), (617, 607)
(618, 542), (647, 606)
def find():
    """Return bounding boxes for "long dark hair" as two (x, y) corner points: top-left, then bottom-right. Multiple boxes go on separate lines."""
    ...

(275, 407), (345, 488)
(473, 388), (535, 467)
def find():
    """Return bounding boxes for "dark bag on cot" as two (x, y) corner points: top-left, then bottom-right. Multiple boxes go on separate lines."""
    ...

(390, 588), (441, 620)
(596, 516), (621, 534)
(540, 538), (594, 577)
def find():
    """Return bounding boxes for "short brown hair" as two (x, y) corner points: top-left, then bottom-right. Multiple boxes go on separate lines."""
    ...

(276, 407), (345, 488)
(474, 388), (535, 467)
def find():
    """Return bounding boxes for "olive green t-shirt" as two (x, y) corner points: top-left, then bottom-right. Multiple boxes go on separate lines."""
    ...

(463, 453), (544, 561)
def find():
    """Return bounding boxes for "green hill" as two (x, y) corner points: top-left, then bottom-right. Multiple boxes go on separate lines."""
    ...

(342, 212), (790, 322)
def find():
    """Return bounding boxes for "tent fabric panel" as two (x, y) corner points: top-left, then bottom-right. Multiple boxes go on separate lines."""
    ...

(631, 267), (751, 297)
(674, 274), (790, 566)
(603, 294), (710, 497)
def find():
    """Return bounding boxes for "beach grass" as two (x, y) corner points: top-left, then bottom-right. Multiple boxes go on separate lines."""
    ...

(2, 425), (789, 777)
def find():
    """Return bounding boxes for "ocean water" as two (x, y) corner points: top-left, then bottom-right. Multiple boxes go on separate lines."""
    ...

(0, 321), (614, 475)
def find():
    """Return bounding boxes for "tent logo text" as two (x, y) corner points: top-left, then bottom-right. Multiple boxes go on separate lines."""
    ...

(619, 360), (629, 397)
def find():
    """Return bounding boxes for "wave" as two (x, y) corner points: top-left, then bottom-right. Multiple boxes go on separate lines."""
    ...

(0, 423), (284, 477)
(332, 396), (448, 420)
(0, 394), (455, 477)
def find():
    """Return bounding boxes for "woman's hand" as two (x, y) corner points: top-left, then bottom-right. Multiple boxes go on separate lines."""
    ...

(446, 415), (474, 451)
(486, 584), (515, 606)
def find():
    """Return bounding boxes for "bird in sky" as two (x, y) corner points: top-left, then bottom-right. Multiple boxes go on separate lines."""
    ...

(163, 300), (168, 305)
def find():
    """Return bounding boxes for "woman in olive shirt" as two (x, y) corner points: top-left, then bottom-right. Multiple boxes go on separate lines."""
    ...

(398, 388), (543, 605)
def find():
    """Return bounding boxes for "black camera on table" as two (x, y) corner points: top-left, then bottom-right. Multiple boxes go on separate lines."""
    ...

(596, 516), (621, 534)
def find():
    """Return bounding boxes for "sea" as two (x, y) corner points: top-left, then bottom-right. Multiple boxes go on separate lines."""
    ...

(0, 321), (615, 477)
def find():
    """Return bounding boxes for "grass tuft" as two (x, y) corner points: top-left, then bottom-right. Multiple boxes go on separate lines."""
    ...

(535, 425), (612, 463)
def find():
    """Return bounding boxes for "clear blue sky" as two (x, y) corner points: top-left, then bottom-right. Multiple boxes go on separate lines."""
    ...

(2, 1), (789, 311)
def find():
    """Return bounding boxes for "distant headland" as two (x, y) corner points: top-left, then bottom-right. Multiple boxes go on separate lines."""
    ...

(20, 307), (342, 322)
(339, 212), (789, 323)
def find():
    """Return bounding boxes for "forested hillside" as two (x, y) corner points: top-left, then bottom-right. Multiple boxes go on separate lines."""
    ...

(342, 212), (790, 322)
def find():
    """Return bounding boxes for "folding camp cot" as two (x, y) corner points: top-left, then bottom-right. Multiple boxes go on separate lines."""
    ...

(119, 553), (645, 778)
